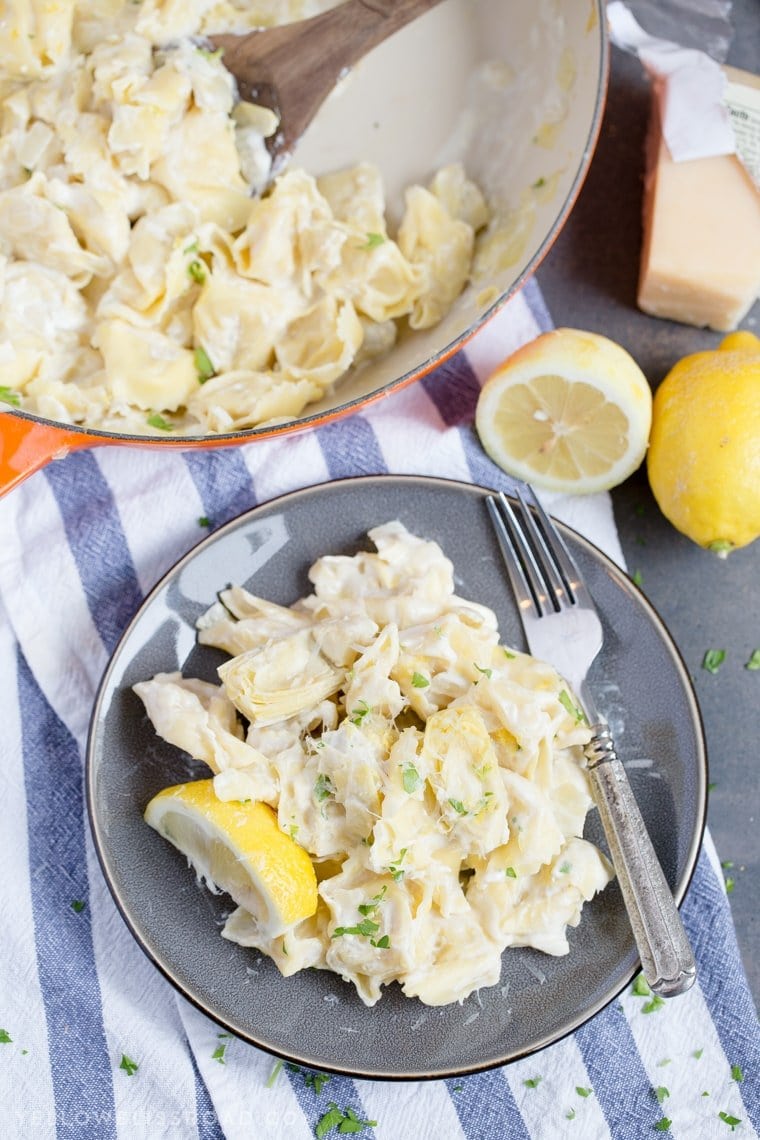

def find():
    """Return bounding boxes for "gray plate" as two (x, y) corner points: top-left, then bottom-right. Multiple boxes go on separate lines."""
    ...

(86, 475), (707, 1080)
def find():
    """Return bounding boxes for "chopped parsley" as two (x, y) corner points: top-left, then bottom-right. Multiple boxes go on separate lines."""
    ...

(358, 886), (387, 916)
(558, 861), (571, 874)
(632, 569), (644, 587)
(558, 689), (585, 722)
(305, 1070), (331, 1094)
(708, 540), (734, 555)
(70, 899), (86, 913)
(187, 259), (207, 285)
(147, 413), (173, 432)
(332, 919), (380, 939)
(119, 1054), (139, 1076)
(194, 345), (216, 383)
(725, 877), (735, 894)
(196, 46), (224, 63)
(718, 1112), (741, 1131)
(655, 1087), (670, 1104)
(402, 763), (422, 794)
(287, 823), (300, 841)
(503, 648), (516, 659)
(265, 1059), (283, 1087)
(448, 798), (468, 816)
(523, 1076), (542, 1089)
(532, 176), (546, 189)
(745, 649), (760, 670)
(642, 994), (666, 1015)
(505, 866), (517, 879)
(632, 975), (651, 997)
(389, 848), (407, 881)
(576, 1087), (592, 1098)
(654, 1119), (672, 1132)
(411, 672), (430, 688)
(371, 934), (391, 949)
(731, 1065), (743, 1082)
(0, 1030), (11, 1043)
(212, 1041), (228, 1064)
(350, 700), (371, 726)
(198, 516), (212, 528)
(183, 239), (199, 255)
(314, 774), (334, 804)
(566, 1108), (576, 1120)
(693, 1049), (704, 1060)
(316, 1103), (377, 1137)
(361, 232), (386, 250)
(702, 649), (726, 674)
(0, 386), (21, 407)
(722, 860), (734, 870)
(474, 663), (492, 679)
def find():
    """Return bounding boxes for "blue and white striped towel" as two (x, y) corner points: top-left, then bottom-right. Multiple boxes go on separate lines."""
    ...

(0, 279), (757, 1140)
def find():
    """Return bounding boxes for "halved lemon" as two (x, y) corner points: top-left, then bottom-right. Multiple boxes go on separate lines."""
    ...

(475, 328), (652, 493)
(144, 781), (317, 937)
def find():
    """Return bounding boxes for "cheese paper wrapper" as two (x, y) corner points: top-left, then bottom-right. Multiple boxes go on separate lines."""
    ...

(607, 1), (760, 190)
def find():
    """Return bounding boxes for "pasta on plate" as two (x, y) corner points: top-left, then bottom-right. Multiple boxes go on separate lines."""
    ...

(135, 522), (614, 1007)
(0, 1), (489, 436)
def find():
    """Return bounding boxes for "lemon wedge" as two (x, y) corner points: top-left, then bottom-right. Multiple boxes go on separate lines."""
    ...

(475, 328), (652, 493)
(144, 781), (318, 937)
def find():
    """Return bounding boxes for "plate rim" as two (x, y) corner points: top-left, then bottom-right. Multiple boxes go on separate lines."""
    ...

(86, 473), (708, 1080)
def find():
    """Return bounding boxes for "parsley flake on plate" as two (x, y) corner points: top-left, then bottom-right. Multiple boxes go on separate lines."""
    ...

(632, 975), (651, 997)
(411, 672), (430, 688)
(731, 1065), (743, 1083)
(146, 413), (173, 432)
(654, 1118), (672, 1132)
(198, 516), (212, 529)
(566, 1108), (576, 1120)
(558, 689), (585, 723)
(70, 899), (86, 913)
(642, 995), (666, 1015)
(361, 232), (386, 250)
(745, 649), (760, 670)
(576, 1086), (592, 1098)
(212, 1041), (227, 1064)
(119, 1053), (139, 1076)
(350, 700), (371, 726)
(523, 1076), (542, 1089)
(718, 1112), (741, 1131)
(505, 866), (517, 879)
(655, 1087), (670, 1104)
(187, 259), (207, 285)
(402, 763), (422, 795)
(0, 1030), (11, 1043)
(314, 774), (334, 803)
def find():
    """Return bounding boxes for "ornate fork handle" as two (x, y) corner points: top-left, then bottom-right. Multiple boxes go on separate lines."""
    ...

(585, 723), (697, 997)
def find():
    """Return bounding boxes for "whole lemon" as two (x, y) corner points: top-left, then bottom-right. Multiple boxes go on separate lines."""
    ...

(647, 332), (760, 554)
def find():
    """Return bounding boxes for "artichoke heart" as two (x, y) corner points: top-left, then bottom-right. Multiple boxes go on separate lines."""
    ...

(218, 628), (344, 725)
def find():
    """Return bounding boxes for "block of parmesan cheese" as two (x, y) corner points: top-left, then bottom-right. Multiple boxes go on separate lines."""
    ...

(637, 65), (760, 332)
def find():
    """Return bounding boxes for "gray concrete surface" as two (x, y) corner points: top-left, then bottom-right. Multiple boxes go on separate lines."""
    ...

(536, 6), (759, 1007)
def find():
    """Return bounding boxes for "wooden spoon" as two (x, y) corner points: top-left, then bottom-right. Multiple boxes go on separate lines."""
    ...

(210, 0), (446, 174)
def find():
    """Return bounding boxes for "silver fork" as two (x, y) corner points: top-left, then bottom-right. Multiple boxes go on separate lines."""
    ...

(486, 485), (697, 997)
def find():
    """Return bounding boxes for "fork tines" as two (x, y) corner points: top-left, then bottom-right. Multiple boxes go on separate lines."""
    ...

(485, 486), (583, 619)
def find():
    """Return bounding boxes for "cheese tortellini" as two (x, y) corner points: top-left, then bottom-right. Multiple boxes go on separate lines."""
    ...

(135, 523), (613, 1007)
(0, 2), (489, 436)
